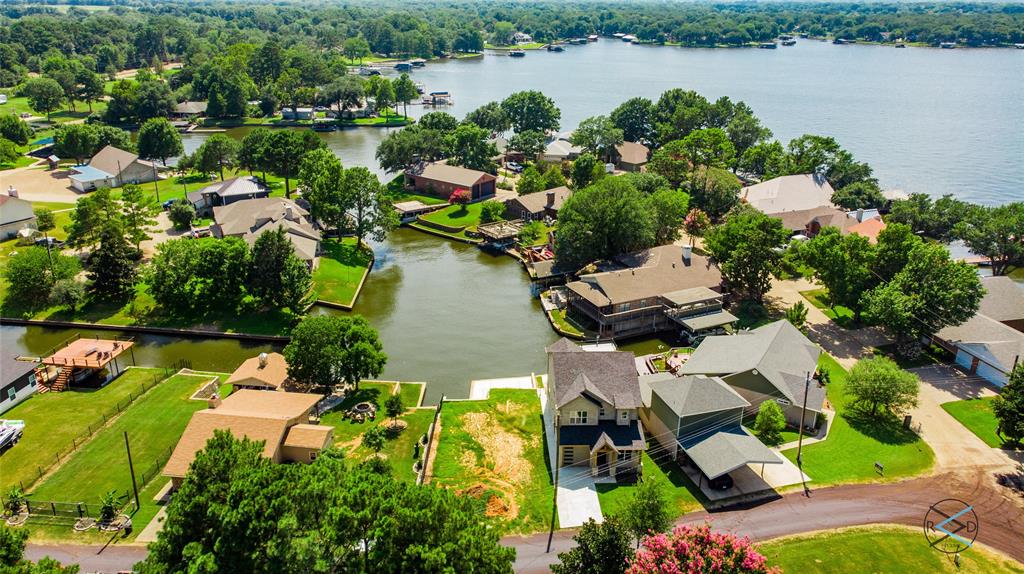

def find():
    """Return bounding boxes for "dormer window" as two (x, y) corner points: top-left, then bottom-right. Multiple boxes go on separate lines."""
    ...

(569, 411), (588, 424)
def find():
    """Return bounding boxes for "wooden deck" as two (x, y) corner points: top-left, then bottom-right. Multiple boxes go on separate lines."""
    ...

(40, 337), (134, 369)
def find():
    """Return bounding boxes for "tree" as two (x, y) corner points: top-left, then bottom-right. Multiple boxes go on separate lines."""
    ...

(361, 425), (387, 453)
(872, 222), (921, 282)
(801, 227), (876, 321)
(0, 138), (17, 165)
(570, 153), (602, 190)
(299, 148), (346, 231)
(993, 365), (1024, 445)
(618, 477), (671, 548)
(726, 105), (771, 162)
(571, 115), (624, 163)
(785, 300), (809, 332)
(88, 221), (137, 302)
(610, 97), (654, 146)
(137, 117), (183, 166)
(738, 141), (788, 180)
(552, 518), (632, 574)
(54, 123), (99, 164)
(687, 166), (740, 221)
(648, 189), (689, 245)
(148, 237), (250, 314)
(863, 242), (983, 353)
(628, 523), (778, 574)
(78, 69), (106, 113)
(501, 90), (561, 134)
(0, 523), (78, 573)
(23, 77), (64, 121)
(753, 400), (786, 446)
(65, 188), (119, 248)
(446, 122), (497, 172)
(516, 165), (545, 195)
(384, 393), (404, 427)
(392, 73), (418, 118)
(372, 79), (396, 118)
(35, 208), (55, 240)
(419, 112), (459, 133)
(542, 164), (567, 189)
(320, 75), (364, 118)
(248, 227), (312, 309)
(265, 129), (325, 197)
(0, 114), (32, 146)
(195, 133), (240, 181)
(846, 356), (920, 415)
(679, 128), (735, 168)
(506, 129), (547, 160)
(555, 176), (655, 268)
(343, 36), (372, 64)
(120, 183), (157, 251)
(704, 208), (789, 302)
(133, 78), (176, 121)
(238, 127), (272, 180)
(3, 247), (79, 308)
(647, 140), (690, 189)
(168, 199), (195, 231)
(954, 202), (1024, 276)
(283, 315), (387, 392)
(651, 88), (712, 146)
(479, 200), (506, 224)
(464, 101), (511, 135)
(682, 208), (710, 247)
(344, 167), (399, 247)
(831, 181), (885, 210)
(518, 221), (545, 245)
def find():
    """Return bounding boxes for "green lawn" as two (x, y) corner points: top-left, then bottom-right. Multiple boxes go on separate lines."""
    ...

(312, 238), (374, 307)
(0, 367), (164, 493)
(942, 396), (1018, 449)
(0, 155), (38, 170)
(420, 202), (485, 230)
(115, 169), (291, 205)
(800, 288), (869, 329)
(30, 373), (223, 503)
(318, 381), (430, 482)
(780, 355), (935, 484)
(432, 389), (553, 534)
(596, 450), (703, 520)
(549, 309), (584, 338)
(384, 176), (448, 205)
(759, 525), (1024, 574)
(0, 93), (106, 123)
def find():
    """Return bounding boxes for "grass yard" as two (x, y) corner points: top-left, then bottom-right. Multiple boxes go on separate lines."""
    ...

(549, 309), (584, 338)
(780, 355), (935, 485)
(942, 396), (1019, 449)
(384, 176), (448, 205)
(420, 202), (485, 231)
(800, 288), (869, 329)
(595, 450), (703, 520)
(312, 238), (374, 307)
(0, 155), (38, 170)
(758, 524), (1024, 574)
(319, 382), (429, 481)
(0, 367), (164, 493)
(432, 389), (553, 534)
(30, 373), (224, 503)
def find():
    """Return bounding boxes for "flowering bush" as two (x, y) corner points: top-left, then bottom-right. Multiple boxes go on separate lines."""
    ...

(449, 188), (471, 207)
(627, 523), (779, 574)
(683, 208), (711, 245)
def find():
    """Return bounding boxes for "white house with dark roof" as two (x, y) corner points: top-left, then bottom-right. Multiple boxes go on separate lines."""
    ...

(679, 320), (826, 428)
(68, 145), (158, 192)
(546, 338), (646, 479)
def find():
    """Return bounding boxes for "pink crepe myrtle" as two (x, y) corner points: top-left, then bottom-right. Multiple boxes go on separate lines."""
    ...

(627, 523), (779, 574)
(683, 208), (711, 245)
(449, 188), (471, 206)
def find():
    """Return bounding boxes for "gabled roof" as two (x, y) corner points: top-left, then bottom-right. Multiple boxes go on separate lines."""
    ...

(509, 186), (572, 215)
(549, 338), (642, 409)
(644, 374), (749, 416)
(680, 426), (781, 479)
(979, 276), (1024, 323)
(200, 176), (266, 200)
(615, 141), (650, 165)
(772, 205), (851, 232)
(680, 320), (823, 408)
(559, 420), (645, 450)
(226, 352), (289, 390)
(406, 162), (495, 187)
(937, 313), (1024, 374)
(282, 424), (333, 449)
(88, 145), (150, 177)
(174, 101), (208, 114)
(544, 139), (582, 159)
(213, 197), (320, 261)
(742, 173), (835, 215)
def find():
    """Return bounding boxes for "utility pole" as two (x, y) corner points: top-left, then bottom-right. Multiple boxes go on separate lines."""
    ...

(152, 161), (160, 202)
(124, 431), (140, 510)
(796, 371), (810, 496)
(546, 412), (560, 553)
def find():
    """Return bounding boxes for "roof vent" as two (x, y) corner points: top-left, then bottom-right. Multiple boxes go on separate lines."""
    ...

(258, 352), (268, 368)
(682, 245), (692, 264)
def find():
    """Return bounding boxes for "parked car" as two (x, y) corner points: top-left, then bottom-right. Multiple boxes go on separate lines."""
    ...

(506, 162), (524, 173)
(34, 236), (64, 248)
(162, 199), (177, 210)
(708, 473), (734, 491)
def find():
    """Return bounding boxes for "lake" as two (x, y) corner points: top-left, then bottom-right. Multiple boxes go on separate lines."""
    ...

(8, 40), (1021, 402)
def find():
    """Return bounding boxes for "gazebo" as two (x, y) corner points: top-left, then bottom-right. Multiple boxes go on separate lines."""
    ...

(35, 335), (135, 392)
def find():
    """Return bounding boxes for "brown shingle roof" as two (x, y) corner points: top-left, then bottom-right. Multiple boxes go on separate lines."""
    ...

(508, 186), (571, 215)
(88, 145), (150, 176)
(226, 352), (289, 390)
(772, 206), (850, 232)
(615, 141), (650, 165)
(213, 389), (320, 419)
(282, 424), (333, 449)
(406, 162), (495, 187)
(566, 245), (722, 307)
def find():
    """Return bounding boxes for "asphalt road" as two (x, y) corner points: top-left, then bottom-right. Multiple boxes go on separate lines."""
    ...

(26, 470), (1024, 574)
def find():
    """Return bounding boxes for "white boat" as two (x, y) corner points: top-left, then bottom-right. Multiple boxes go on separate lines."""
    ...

(0, 420), (25, 450)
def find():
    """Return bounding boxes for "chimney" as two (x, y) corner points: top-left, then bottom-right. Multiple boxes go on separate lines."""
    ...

(546, 191), (555, 207)
(285, 205), (294, 220)
(258, 352), (268, 368)
(6, 185), (17, 198)
(682, 245), (692, 264)
(208, 394), (221, 409)
(856, 208), (864, 222)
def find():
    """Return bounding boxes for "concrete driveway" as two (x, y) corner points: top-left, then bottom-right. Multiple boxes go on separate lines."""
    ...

(1, 165), (85, 203)
(555, 466), (604, 528)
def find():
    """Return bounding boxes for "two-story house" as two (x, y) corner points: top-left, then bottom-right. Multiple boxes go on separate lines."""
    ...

(546, 338), (646, 479)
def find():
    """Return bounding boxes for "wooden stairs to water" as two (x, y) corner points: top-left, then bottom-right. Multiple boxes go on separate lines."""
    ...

(37, 365), (73, 393)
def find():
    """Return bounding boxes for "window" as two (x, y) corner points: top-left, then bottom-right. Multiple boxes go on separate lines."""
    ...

(569, 410), (588, 424)
(621, 451), (632, 461)
(619, 410), (629, 422)
(6, 388), (14, 401)
(562, 447), (575, 464)
(599, 408), (606, 417)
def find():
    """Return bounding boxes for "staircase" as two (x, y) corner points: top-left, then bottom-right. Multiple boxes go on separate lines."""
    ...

(37, 366), (73, 393)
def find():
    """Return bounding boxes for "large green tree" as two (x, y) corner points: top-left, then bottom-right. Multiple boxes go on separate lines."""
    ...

(618, 477), (671, 547)
(298, 148), (347, 232)
(120, 183), (158, 251)
(343, 166), (398, 247)
(501, 90), (561, 134)
(954, 202), (1024, 276)
(22, 77), (64, 121)
(445, 122), (497, 172)
(247, 227), (311, 310)
(148, 237), (250, 314)
(552, 518), (632, 574)
(194, 133), (240, 181)
(610, 97), (654, 146)
(392, 73), (419, 118)
(265, 129), (326, 196)
(679, 127), (735, 168)
(571, 115), (624, 163)
(464, 101), (511, 135)
(2, 247), (79, 308)
(87, 221), (137, 302)
(283, 314), (387, 392)
(137, 117), (183, 166)
(686, 166), (740, 221)
(846, 356), (920, 416)
(704, 207), (789, 302)
(993, 365), (1024, 445)
(555, 177), (656, 268)
(0, 114), (32, 146)
(801, 227), (877, 321)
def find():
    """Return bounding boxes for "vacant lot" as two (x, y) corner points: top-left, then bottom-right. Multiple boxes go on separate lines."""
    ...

(759, 525), (1024, 574)
(781, 355), (935, 484)
(432, 389), (553, 534)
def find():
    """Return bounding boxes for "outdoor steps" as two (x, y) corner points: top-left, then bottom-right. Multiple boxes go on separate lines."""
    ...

(38, 366), (73, 393)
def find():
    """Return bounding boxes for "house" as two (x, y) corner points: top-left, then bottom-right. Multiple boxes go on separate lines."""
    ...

(933, 277), (1024, 387)
(741, 173), (835, 215)
(172, 101), (208, 119)
(226, 352), (290, 391)
(679, 320), (826, 428)
(212, 197), (321, 268)
(565, 244), (733, 340)
(772, 205), (852, 239)
(187, 176), (269, 217)
(613, 141), (650, 172)
(639, 373), (780, 486)
(847, 216), (887, 244)
(68, 145), (158, 192)
(546, 338), (646, 478)
(281, 107), (314, 120)
(163, 390), (333, 487)
(505, 186), (571, 221)
(513, 32), (533, 44)
(541, 132), (582, 163)
(0, 191), (36, 240)
(1, 331), (37, 414)
(404, 162), (497, 200)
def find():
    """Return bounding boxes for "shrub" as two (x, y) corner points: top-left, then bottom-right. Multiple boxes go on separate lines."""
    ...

(846, 356), (920, 416)
(628, 523), (779, 573)
(479, 200), (506, 224)
(753, 401), (786, 446)
(168, 199), (195, 231)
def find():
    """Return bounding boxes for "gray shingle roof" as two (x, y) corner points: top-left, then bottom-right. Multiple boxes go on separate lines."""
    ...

(937, 312), (1024, 374)
(508, 186), (572, 215)
(200, 176), (266, 200)
(680, 425), (780, 479)
(549, 338), (642, 409)
(645, 374), (750, 417)
(979, 276), (1024, 323)
(406, 162), (494, 187)
(680, 320), (823, 408)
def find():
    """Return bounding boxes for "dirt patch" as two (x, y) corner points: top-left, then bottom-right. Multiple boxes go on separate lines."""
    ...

(460, 411), (530, 486)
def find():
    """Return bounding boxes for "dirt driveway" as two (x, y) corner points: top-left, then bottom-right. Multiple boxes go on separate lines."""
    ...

(0, 165), (85, 204)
